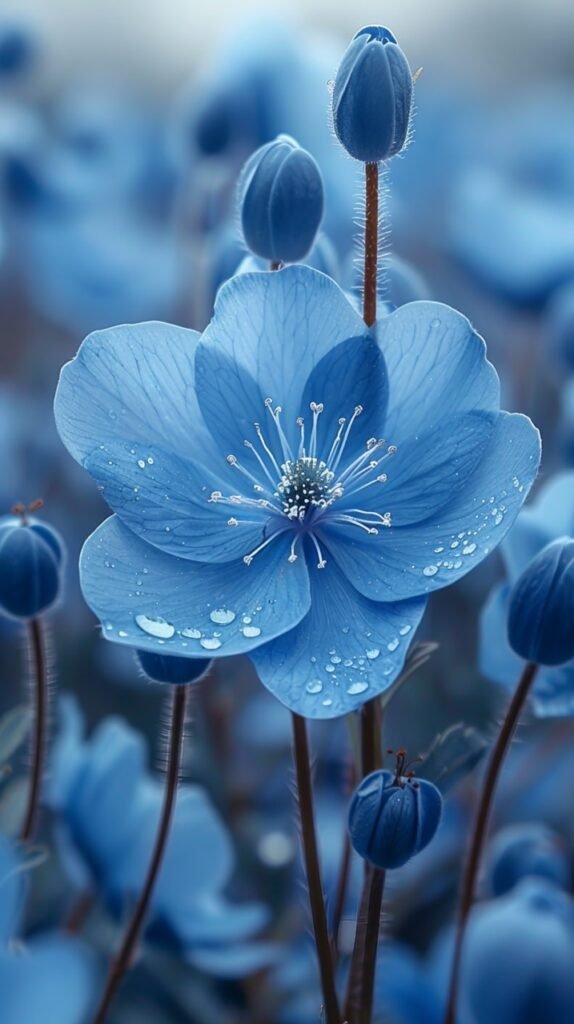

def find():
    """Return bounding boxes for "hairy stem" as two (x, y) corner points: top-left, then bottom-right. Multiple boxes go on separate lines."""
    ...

(444, 661), (538, 1024)
(20, 618), (48, 843)
(362, 162), (379, 328)
(92, 684), (187, 1024)
(291, 713), (341, 1024)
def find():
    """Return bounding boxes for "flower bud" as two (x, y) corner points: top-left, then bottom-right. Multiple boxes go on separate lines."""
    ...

(0, 512), (64, 619)
(486, 824), (570, 897)
(136, 649), (212, 686)
(348, 761), (442, 870)
(332, 26), (413, 163)
(239, 135), (324, 264)
(507, 538), (574, 666)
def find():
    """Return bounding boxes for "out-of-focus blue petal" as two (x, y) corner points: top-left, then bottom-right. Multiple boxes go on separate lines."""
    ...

(0, 835), (23, 944)
(54, 320), (215, 468)
(377, 301), (500, 445)
(80, 515), (311, 657)
(449, 170), (574, 303)
(170, 894), (269, 946)
(84, 440), (267, 564)
(326, 412), (540, 602)
(0, 935), (98, 1024)
(375, 942), (442, 1024)
(197, 266), (366, 456)
(480, 582), (574, 718)
(46, 695), (85, 811)
(250, 555), (426, 717)
(501, 508), (557, 582)
(188, 941), (281, 978)
(108, 781), (233, 907)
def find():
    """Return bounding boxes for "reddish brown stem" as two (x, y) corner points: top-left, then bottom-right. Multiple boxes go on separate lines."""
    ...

(444, 662), (538, 1024)
(362, 162), (379, 328)
(91, 685), (187, 1024)
(20, 618), (47, 843)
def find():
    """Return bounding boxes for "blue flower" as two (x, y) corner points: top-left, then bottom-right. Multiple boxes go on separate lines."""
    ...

(480, 472), (574, 715)
(49, 697), (271, 974)
(54, 266), (540, 717)
(0, 834), (97, 1024)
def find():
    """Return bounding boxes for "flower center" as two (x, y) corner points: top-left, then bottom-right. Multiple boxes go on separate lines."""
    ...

(208, 397), (395, 568)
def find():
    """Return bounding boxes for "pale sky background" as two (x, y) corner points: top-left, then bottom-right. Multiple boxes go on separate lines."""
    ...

(4, 0), (574, 96)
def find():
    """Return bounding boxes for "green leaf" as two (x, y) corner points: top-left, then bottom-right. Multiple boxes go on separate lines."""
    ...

(0, 706), (33, 765)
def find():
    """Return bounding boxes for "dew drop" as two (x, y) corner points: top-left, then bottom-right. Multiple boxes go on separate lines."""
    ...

(137, 459), (146, 469)
(399, 624), (412, 636)
(306, 680), (323, 694)
(209, 608), (236, 625)
(347, 681), (368, 695)
(366, 648), (380, 660)
(462, 542), (477, 555)
(181, 627), (201, 639)
(387, 638), (400, 652)
(135, 614), (175, 640)
(423, 565), (439, 577)
(118, 630), (128, 638)
(242, 625), (261, 638)
(200, 637), (222, 650)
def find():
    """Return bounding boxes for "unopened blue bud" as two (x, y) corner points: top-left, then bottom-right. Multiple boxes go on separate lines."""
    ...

(508, 538), (574, 666)
(348, 762), (442, 870)
(136, 649), (212, 685)
(487, 824), (570, 897)
(239, 135), (324, 264)
(332, 26), (413, 163)
(0, 511), (64, 619)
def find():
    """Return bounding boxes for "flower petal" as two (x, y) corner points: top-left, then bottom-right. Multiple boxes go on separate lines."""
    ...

(300, 333), (388, 465)
(0, 935), (97, 1024)
(85, 440), (268, 563)
(80, 516), (310, 657)
(325, 412), (540, 601)
(54, 320), (217, 467)
(250, 556), (426, 718)
(377, 301), (500, 446)
(196, 265), (366, 457)
(338, 411), (497, 525)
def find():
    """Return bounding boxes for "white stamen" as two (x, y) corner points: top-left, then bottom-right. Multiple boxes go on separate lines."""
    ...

(310, 533), (327, 568)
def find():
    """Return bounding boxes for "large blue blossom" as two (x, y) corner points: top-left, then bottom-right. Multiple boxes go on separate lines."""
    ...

(55, 266), (540, 717)
(481, 472), (574, 716)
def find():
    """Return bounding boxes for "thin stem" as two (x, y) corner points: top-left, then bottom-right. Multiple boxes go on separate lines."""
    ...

(291, 713), (341, 1024)
(91, 684), (188, 1024)
(362, 162), (379, 328)
(344, 865), (385, 1024)
(444, 661), (538, 1024)
(20, 618), (48, 843)
(331, 831), (351, 964)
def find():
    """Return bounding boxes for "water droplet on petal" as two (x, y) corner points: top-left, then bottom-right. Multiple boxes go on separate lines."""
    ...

(399, 624), (412, 636)
(210, 608), (236, 625)
(306, 680), (323, 694)
(135, 615), (175, 640)
(200, 637), (222, 650)
(423, 565), (439, 577)
(347, 681), (368, 695)
(366, 648), (380, 660)
(242, 625), (261, 638)
(181, 627), (202, 639)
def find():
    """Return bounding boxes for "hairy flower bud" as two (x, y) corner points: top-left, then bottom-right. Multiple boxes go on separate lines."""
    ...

(239, 135), (324, 264)
(136, 649), (212, 685)
(332, 26), (413, 163)
(0, 512), (64, 619)
(508, 537), (574, 666)
(348, 762), (442, 870)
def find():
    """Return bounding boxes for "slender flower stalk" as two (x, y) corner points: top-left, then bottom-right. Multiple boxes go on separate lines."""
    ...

(344, 865), (386, 1024)
(91, 684), (188, 1024)
(291, 713), (341, 1024)
(444, 661), (539, 1024)
(362, 162), (379, 328)
(20, 618), (48, 843)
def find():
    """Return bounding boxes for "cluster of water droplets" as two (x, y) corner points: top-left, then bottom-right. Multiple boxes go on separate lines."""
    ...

(209, 397), (395, 569)
(301, 622), (414, 706)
